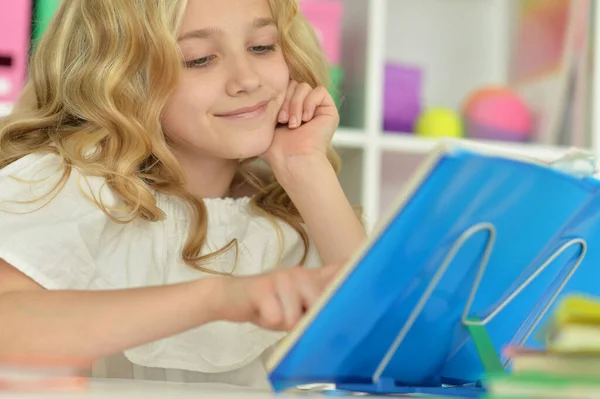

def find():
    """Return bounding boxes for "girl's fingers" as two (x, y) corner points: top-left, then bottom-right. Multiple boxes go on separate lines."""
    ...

(302, 86), (328, 122)
(278, 81), (335, 128)
(275, 276), (303, 330)
(287, 83), (313, 129)
(258, 293), (285, 330)
(278, 81), (297, 124)
(296, 271), (322, 310)
(256, 265), (341, 331)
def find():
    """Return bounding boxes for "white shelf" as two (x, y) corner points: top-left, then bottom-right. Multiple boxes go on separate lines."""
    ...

(333, 128), (571, 162)
(379, 133), (571, 161)
(332, 128), (368, 148)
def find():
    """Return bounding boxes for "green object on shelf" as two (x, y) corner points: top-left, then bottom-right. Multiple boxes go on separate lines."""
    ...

(329, 65), (344, 109)
(32, 0), (62, 44)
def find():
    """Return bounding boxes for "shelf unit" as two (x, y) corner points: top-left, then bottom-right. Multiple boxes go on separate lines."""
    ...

(329, 0), (599, 230)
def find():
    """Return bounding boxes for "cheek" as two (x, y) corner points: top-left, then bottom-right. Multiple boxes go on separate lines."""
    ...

(267, 59), (290, 105)
(162, 78), (213, 136)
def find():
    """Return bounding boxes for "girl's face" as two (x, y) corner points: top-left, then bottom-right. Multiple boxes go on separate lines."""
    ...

(162, 0), (290, 161)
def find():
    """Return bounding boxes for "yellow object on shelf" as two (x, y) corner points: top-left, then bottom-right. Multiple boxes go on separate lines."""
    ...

(415, 107), (463, 138)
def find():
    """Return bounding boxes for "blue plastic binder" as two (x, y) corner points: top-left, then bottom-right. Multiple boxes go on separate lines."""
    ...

(266, 140), (600, 396)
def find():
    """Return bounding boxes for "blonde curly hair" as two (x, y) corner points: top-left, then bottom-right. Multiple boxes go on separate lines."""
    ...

(0, 0), (341, 273)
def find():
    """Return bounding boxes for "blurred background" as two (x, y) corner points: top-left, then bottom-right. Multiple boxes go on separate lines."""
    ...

(0, 0), (596, 229)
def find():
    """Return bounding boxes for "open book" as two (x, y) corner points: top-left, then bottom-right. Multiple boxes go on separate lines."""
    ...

(266, 140), (600, 395)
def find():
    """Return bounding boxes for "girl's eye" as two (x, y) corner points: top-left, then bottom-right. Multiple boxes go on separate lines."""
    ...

(250, 45), (277, 55)
(185, 55), (216, 69)
(184, 45), (276, 68)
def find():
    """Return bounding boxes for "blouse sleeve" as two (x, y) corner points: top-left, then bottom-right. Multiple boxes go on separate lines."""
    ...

(0, 153), (116, 290)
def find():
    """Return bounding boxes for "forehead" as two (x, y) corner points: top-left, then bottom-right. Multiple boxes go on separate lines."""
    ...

(179, 0), (274, 33)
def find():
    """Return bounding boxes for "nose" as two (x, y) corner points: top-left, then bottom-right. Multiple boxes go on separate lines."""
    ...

(225, 54), (261, 96)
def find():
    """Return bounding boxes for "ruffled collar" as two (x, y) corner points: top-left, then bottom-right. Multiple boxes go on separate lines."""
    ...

(154, 191), (254, 226)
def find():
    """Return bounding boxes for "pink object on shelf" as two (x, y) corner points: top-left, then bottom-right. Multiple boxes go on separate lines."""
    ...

(0, 1), (32, 105)
(299, 0), (343, 65)
(463, 86), (533, 141)
(465, 87), (531, 132)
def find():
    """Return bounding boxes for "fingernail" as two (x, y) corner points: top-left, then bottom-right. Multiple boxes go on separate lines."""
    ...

(290, 116), (298, 128)
(279, 110), (288, 122)
(303, 111), (309, 121)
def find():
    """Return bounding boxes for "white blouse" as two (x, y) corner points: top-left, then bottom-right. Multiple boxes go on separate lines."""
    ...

(0, 152), (322, 388)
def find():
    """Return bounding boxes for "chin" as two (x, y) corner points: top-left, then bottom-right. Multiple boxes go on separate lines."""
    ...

(224, 128), (275, 159)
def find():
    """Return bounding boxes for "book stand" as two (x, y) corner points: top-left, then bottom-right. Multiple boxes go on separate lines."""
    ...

(335, 224), (587, 397)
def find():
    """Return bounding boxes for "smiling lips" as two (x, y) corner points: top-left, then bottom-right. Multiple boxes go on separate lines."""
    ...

(216, 100), (270, 119)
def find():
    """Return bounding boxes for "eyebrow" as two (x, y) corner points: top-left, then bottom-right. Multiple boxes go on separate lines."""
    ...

(178, 17), (277, 42)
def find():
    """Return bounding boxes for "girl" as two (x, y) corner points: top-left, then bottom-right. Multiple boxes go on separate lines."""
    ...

(0, 0), (365, 389)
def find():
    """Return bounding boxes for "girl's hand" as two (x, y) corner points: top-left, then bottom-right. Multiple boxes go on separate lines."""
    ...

(214, 265), (341, 331)
(261, 80), (339, 169)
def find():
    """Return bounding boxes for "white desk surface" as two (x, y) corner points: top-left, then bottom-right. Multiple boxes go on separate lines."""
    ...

(1, 379), (368, 398)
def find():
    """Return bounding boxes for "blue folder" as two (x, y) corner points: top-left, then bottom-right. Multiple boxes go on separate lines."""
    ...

(265, 141), (600, 396)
